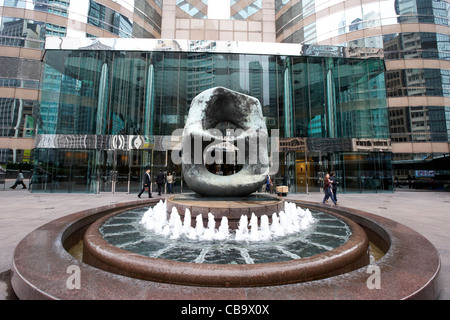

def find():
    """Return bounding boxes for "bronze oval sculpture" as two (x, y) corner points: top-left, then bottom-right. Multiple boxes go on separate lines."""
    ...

(182, 87), (270, 196)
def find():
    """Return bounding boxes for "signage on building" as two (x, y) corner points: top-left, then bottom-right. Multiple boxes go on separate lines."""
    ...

(34, 134), (177, 151)
(415, 170), (435, 177)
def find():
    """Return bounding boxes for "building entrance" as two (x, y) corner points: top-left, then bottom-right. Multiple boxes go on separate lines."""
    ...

(98, 149), (188, 195)
(31, 146), (393, 194)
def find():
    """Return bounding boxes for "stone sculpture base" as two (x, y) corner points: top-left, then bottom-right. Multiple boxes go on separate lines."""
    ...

(166, 193), (284, 229)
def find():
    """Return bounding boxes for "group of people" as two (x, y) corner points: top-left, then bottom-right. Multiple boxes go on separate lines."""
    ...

(322, 171), (339, 205)
(137, 169), (174, 198)
(9, 168), (341, 205)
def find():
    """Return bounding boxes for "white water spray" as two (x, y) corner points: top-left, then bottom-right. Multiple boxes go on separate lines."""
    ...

(216, 216), (229, 240)
(235, 214), (249, 241)
(140, 200), (315, 242)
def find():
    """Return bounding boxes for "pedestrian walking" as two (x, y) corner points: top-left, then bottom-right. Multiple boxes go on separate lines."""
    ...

(138, 168), (152, 198)
(329, 171), (339, 203)
(156, 169), (165, 196)
(10, 169), (27, 189)
(322, 173), (336, 205)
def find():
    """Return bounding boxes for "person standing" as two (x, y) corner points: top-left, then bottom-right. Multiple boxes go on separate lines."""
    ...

(322, 173), (336, 205)
(329, 171), (339, 203)
(407, 174), (413, 189)
(156, 169), (165, 196)
(10, 169), (27, 189)
(266, 175), (271, 192)
(138, 168), (152, 198)
(166, 172), (173, 194)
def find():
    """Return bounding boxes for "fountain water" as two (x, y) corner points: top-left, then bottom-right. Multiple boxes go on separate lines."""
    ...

(98, 199), (355, 267)
(139, 200), (315, 243)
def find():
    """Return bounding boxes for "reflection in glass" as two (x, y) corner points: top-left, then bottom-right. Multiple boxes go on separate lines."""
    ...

(144, 65), (154, 136)
(389, 106), (450, 142)
(281, 0), (449, 43)
(362, 2), (381, 29)
(231, 0), (262, 20)
(176, 0), (207, 19)
(284, 60), (293, 137)
(96, 63), (108, 135)
(340, 32), (450, 61)
(87, 0), (133, 37)
(0, 17), (45, 49)
(34, 48), (392, 193)
(385, 68), (448, 97)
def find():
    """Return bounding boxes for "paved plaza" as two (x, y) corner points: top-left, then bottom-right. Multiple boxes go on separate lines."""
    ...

(0, 187), (449, 300)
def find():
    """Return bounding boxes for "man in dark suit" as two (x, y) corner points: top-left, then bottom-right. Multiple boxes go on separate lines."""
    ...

(156, 169), (165, 196)
(138, 168), (152, 198)
(329, 171), (339, 203)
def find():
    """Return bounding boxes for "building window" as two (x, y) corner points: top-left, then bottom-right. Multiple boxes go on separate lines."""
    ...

(45, 23), (66, 37)
(176, 0), (208, 19)
(0, 17), (45, 49)
(87, 0), (133, 38)
(231, 0), (262, 20)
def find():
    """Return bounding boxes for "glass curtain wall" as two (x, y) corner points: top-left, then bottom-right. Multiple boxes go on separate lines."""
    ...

(33, 48), (392, 193)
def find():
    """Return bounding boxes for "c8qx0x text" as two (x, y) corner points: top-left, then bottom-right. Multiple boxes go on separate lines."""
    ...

(226, 304), (269, 315)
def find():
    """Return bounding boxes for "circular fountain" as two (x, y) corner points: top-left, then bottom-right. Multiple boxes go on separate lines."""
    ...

(11, 197), (441, 299)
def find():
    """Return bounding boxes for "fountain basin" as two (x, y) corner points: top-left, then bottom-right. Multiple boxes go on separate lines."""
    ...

(101, 203), (352, 264)
(82, 204), (369, 287)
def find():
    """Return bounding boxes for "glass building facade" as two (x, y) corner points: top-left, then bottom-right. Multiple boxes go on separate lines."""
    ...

(0, 0), (162, 164)
(2, 0), (447, 193)
(276, 0), (450, 190)
(32, 38), (392, 194)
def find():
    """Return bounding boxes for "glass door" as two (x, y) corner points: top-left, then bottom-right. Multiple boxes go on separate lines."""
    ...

(340, 152), (393, 193)
(166, 150), (183, 194)
(151, 150), (167, 194)
(306, 151), (328, 192)
(97, 150), (113, 193)
(281, 152), (296, 193)
(295, 151), (308, 193)
(97, 149), (130, 193)
(114, 150), (130, 193)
